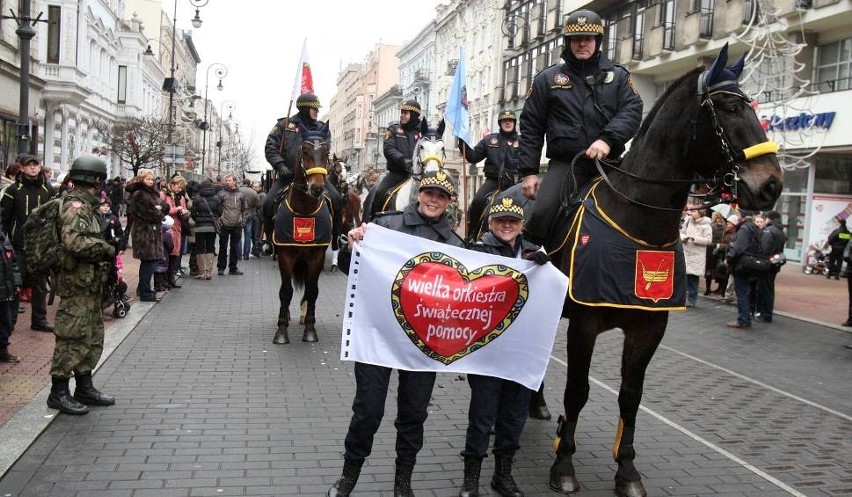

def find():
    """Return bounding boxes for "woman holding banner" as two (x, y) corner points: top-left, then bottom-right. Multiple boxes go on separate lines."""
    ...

(329, 170), (465, 497)
(459, 194), (549, 497)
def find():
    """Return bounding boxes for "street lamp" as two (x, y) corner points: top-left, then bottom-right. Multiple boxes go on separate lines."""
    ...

(217, 100), (235, 172)
(1, 0), (50, 155)
(190, 0), (209, 28)
(200, 62), (228, 174)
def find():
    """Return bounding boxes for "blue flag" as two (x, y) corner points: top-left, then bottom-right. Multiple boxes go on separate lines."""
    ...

(445, 47), (471, 145)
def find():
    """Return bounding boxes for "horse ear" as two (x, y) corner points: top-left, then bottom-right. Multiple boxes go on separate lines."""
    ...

(728, 51), (747, 80)
(705, 42), (730, 86)
(436, 119), (445, 137)
(420, 118), (429, 135)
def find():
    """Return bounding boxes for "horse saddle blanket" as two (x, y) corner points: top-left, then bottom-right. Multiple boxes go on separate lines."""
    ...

(273, 197), (333, 247)
(561, 182), (686, 310)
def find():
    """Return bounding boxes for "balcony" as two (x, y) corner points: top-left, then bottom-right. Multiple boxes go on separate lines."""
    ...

(699, 9), (714, 38)
(632, 35), (644, 61)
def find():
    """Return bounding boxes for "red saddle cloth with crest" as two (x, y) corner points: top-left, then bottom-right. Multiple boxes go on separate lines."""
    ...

(272, 195), (333, 247)
(561, 181), (686, 310)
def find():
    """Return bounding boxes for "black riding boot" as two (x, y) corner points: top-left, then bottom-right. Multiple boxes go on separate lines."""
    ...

(73, 371), (116, 406)
(459, 456), (482, 497)
(528, 382), (551, 420)
(47, 376), (89, 415)
(394, 461), (415, 497)
(491, 455), (523, 497)
(327, 459), (363, 497)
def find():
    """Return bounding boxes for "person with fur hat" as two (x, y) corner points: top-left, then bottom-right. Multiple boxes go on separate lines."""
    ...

(329, 170), (466, 497)
(518, 9), (644, 246)
(459, 109), (521, 243)
(0, 154), (56, 332)
(457, 194), (549, 497)
(367, 99), (424, 221)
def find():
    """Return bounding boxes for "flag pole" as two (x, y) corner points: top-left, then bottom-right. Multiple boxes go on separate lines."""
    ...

(461, 145), (468, 238)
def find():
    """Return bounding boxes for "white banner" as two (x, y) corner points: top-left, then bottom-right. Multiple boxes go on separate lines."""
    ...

(340, 225), (569, 390)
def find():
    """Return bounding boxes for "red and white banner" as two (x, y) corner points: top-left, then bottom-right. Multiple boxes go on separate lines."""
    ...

(290, 38), (314, 102)
(340, 225), (568, 390)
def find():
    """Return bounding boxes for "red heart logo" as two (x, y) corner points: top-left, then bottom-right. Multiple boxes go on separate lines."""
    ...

(581, 234), (590, 246)
(392, 253), (528, 364)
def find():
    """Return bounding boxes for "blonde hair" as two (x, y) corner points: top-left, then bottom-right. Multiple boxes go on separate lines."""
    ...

(170, 175), (187, 187)
(136, 168), (155, 180)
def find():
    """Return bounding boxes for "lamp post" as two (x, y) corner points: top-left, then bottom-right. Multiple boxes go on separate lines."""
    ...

(200, 62), (228, 174)
(217, 100), (235, 173)
(1, 0), (49, 155)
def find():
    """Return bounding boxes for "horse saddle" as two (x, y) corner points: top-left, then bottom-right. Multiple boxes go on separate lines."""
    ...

(557, 181), (686, 311)
(272, 192), (334, 247)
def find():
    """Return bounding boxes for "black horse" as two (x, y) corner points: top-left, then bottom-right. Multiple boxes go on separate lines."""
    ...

(545, 45), (783, 496)
(267, 124), (336, 345)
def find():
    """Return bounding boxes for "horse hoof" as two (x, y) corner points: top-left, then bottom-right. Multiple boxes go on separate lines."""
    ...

(615, 479), (646, 497)
(302, 330), (318, 342)
(549, 472), (579, 494)
(272, 331), (290, 344)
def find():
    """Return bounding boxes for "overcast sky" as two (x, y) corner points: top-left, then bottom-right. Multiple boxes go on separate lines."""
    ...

(165, 0), (443, 168)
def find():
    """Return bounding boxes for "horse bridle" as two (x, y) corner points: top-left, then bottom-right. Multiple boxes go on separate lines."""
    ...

(292, 138), (328, 194)
(587, 70), (778, 213)
(409, 139), (446, 180)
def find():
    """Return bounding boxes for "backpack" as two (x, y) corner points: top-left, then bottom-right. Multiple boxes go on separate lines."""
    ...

(23, 197), (64, 276)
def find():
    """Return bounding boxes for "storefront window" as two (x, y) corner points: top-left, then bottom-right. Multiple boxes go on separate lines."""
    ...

(814, 155), (852, 194)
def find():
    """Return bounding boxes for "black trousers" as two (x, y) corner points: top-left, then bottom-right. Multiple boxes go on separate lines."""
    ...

(137, 260), (156, 299)
(343, 362), (436, 466)
(525, 158), (596, 244)
(467, 177), (498, 242)
(369, 171), (409, 221)
(756, 267), (780, 319)
(13, 248), (48, 325)
(218, 226), (242, 271)
(462, 374), (531, 459)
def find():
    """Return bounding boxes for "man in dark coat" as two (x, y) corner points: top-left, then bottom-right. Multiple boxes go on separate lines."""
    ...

(725, 211), (762, 328)
(0, 154), (56, 332)
(328, 170), (465, 497)
(367, 99), (423, 221)
(459, 109), (521, 242)
(755, 210), (786, 323)
(827, 218), (850, 279)
(518, 9), (644, 245)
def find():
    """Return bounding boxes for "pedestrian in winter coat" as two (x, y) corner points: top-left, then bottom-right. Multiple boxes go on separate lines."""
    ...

(705, 211), (726, 295)
(725, 211), (761, 328)
(153, 216), (174, 292)
(0, 227), (21, 363)
(827, 218), (850, 279)
(755, 210), (786, 323)
(190, 180), (221, 280)
(215, 173), (249, 276)
(680, 209), (713, 307)
(125, 169), (165, 302)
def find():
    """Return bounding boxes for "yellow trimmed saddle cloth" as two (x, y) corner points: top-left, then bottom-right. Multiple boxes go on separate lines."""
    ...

(272, 195), (333, 247)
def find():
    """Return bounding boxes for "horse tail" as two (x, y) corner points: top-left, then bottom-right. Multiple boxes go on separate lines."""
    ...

(292, 259), (308, 291)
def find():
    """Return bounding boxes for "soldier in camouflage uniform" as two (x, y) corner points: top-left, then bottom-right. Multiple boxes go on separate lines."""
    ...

(46, 156), (117, 416)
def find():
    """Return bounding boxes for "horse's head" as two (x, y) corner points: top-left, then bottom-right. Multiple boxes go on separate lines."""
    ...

(692, 43), (782, 210)
(330, 154), (348, 193)
(297, 123), (330, 199)
(414, 118), (446, 174)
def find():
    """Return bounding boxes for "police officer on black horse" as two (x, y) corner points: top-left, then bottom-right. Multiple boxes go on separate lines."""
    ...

(519, 9), (643, 246)
(458, 109), (520, 243)
(263, 93), (343, 261)
(367, 99), (423, 221)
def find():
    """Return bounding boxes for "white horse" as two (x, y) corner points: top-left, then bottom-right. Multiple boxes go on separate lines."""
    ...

(390, 118), (447, 211)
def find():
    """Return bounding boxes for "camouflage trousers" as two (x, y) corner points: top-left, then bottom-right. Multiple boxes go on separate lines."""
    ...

(49, 289), (105, 379)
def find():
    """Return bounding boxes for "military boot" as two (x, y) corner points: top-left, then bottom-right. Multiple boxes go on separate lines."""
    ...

(491, 455), (523, 497)
(394, 461), (415, 497)
(327, 459), (363, 497)
(459, 456), (482, 497)
(73, 372), (116, 406)
(47, 376), (89, 415)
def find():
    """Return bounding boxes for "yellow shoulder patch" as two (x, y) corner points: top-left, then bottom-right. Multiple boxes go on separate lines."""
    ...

(525, 85), (533, 99)
(384, 129), (392, 140)
(627, 76), (639, 96)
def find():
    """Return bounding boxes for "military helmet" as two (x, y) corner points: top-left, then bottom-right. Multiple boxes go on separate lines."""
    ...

(563, 9), (605, 37)
(497, 109), (517, 122)
(296, 93), (321, 109)
(400, 99), (422, 116)
(68, 155), (108, 185)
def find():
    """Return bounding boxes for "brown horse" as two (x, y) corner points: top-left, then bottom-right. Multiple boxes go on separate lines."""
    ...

(329, 155), (362, 233)
(270, 124), (334, 345)
(544, 45), (783, 496)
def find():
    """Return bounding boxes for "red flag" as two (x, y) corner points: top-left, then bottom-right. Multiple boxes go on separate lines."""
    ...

(291, 38), (314, 102)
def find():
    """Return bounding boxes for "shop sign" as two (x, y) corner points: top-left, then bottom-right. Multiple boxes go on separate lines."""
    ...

(760, 111), (836, 132)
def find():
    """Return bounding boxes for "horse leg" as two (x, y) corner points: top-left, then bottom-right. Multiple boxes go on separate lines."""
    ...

(273, 273), (294, 344)
(612, 313), (667, 497)
(550, 315), (600, 493)
(301, 255), (323, 343)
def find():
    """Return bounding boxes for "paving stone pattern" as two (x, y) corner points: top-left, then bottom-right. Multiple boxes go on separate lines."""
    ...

(0, 256), (850, 496)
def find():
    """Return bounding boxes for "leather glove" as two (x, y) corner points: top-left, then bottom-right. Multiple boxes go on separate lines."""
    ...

(404, 159), (413, 171)
(526, 249), (550, 265)
(276, 165), (293, 183)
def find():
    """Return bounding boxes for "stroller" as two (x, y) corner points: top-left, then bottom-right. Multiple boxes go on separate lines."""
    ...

(802, 241), (830, 276)
(103, 254), (132, 318)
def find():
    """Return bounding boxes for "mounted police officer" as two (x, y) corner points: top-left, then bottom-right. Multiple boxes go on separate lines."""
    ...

(263, 93), (342, 258)
(367, 99), (423, 221)
(519, 9), (643, 246)
(330, 170), (466, 497)
(46, 156), (117, 415)
(459, 109), (520, 242)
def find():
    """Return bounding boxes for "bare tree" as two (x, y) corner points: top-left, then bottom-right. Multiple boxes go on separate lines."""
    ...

(94, 116), (170, 177)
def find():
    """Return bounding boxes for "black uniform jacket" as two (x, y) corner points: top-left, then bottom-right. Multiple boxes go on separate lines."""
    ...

(0, 174), (56, 249)
(382, 120), (422, 174)
(472, 231), (539, 259)
(518, 53), (643, 177)
(264, 114), (328, 175)
(460, 131), (520, 179)
(374, 203), (465, 248)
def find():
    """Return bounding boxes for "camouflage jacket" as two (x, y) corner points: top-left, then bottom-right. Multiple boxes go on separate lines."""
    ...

(58, 188), (115, 295)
